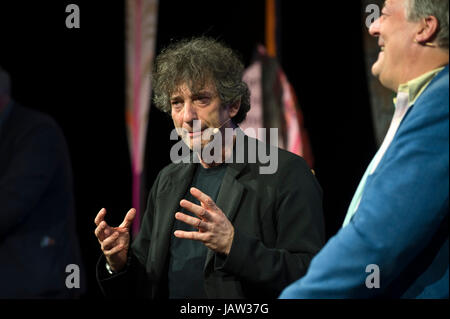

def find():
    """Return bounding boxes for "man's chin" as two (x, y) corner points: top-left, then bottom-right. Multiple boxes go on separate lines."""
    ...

(371, 53), (385, 77)
(371, 62), (382, 78)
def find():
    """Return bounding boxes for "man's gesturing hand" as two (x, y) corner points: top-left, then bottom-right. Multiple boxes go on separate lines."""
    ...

(94, 208), (136, 273)
(174, 187), (234, 255)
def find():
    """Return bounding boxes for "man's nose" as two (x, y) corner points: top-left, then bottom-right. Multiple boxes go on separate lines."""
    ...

(369, 17), (381, 37)
(183, 100), (197, 123)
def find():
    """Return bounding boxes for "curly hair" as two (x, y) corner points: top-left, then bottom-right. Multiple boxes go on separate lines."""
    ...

(152, 37), (251, 124)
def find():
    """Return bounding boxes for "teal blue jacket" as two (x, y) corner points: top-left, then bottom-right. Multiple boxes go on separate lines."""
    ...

(280, 66), (449, 299)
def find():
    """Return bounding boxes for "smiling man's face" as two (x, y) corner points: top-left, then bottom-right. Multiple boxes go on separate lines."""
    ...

(170, 82), (229, 150)
(369, 0), (419, 91)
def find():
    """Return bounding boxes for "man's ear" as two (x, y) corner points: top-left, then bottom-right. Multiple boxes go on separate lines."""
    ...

(228, 99), (241, 118)
(415, 15), (439, 44)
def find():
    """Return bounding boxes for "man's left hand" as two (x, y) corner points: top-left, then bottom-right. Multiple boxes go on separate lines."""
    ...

(174, 187), (234, 255)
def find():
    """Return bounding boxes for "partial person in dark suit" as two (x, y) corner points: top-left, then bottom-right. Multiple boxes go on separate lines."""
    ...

(0, 66), (84, 298)
(94, 37), (325, 298)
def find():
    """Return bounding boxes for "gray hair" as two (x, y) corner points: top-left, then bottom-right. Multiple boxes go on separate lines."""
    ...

(152, 36), (251, 125)
(0, 66), (11, 97)
(407, 0), (449, 49)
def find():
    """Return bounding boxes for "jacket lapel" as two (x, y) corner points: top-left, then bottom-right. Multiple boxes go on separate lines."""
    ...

(203, 159), (247, 272)
(150, 162), (196, 278)
(216, 165), (245, 222)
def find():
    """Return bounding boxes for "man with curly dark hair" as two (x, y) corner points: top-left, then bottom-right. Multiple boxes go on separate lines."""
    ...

(95, 37), (325, 299)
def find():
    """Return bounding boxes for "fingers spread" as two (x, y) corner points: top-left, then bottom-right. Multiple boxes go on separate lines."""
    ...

(95, 220), (112, 242)
(174, 230), (208, 242)
(190, 188), (216, 209)
(119, 208), (137, 229)
(94, 208), (107, 226)
(175, 212), (209, 231)
(101, 232), (120, 251)
(95, 208), (134, 245)
(180, 200), (211, 221)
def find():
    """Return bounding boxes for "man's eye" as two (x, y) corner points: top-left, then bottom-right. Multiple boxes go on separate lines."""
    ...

(195, 97), (210, 105)
(171, 101), (183, 110)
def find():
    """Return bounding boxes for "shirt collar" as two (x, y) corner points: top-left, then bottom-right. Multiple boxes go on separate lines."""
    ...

(394, 66), (445, 107)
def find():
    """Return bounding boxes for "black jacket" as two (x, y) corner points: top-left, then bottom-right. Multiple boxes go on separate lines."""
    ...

(97, 130), (325, 298)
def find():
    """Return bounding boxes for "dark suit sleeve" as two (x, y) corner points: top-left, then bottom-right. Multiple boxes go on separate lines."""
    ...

(0, 122), (61, 237)
(217, 157), (325, 296)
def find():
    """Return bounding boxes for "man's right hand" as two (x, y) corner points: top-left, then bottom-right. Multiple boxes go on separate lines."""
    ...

(94, 208), (136, 273)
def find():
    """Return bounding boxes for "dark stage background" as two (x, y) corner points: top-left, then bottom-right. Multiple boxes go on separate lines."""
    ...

(0, 1), (377, 298)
